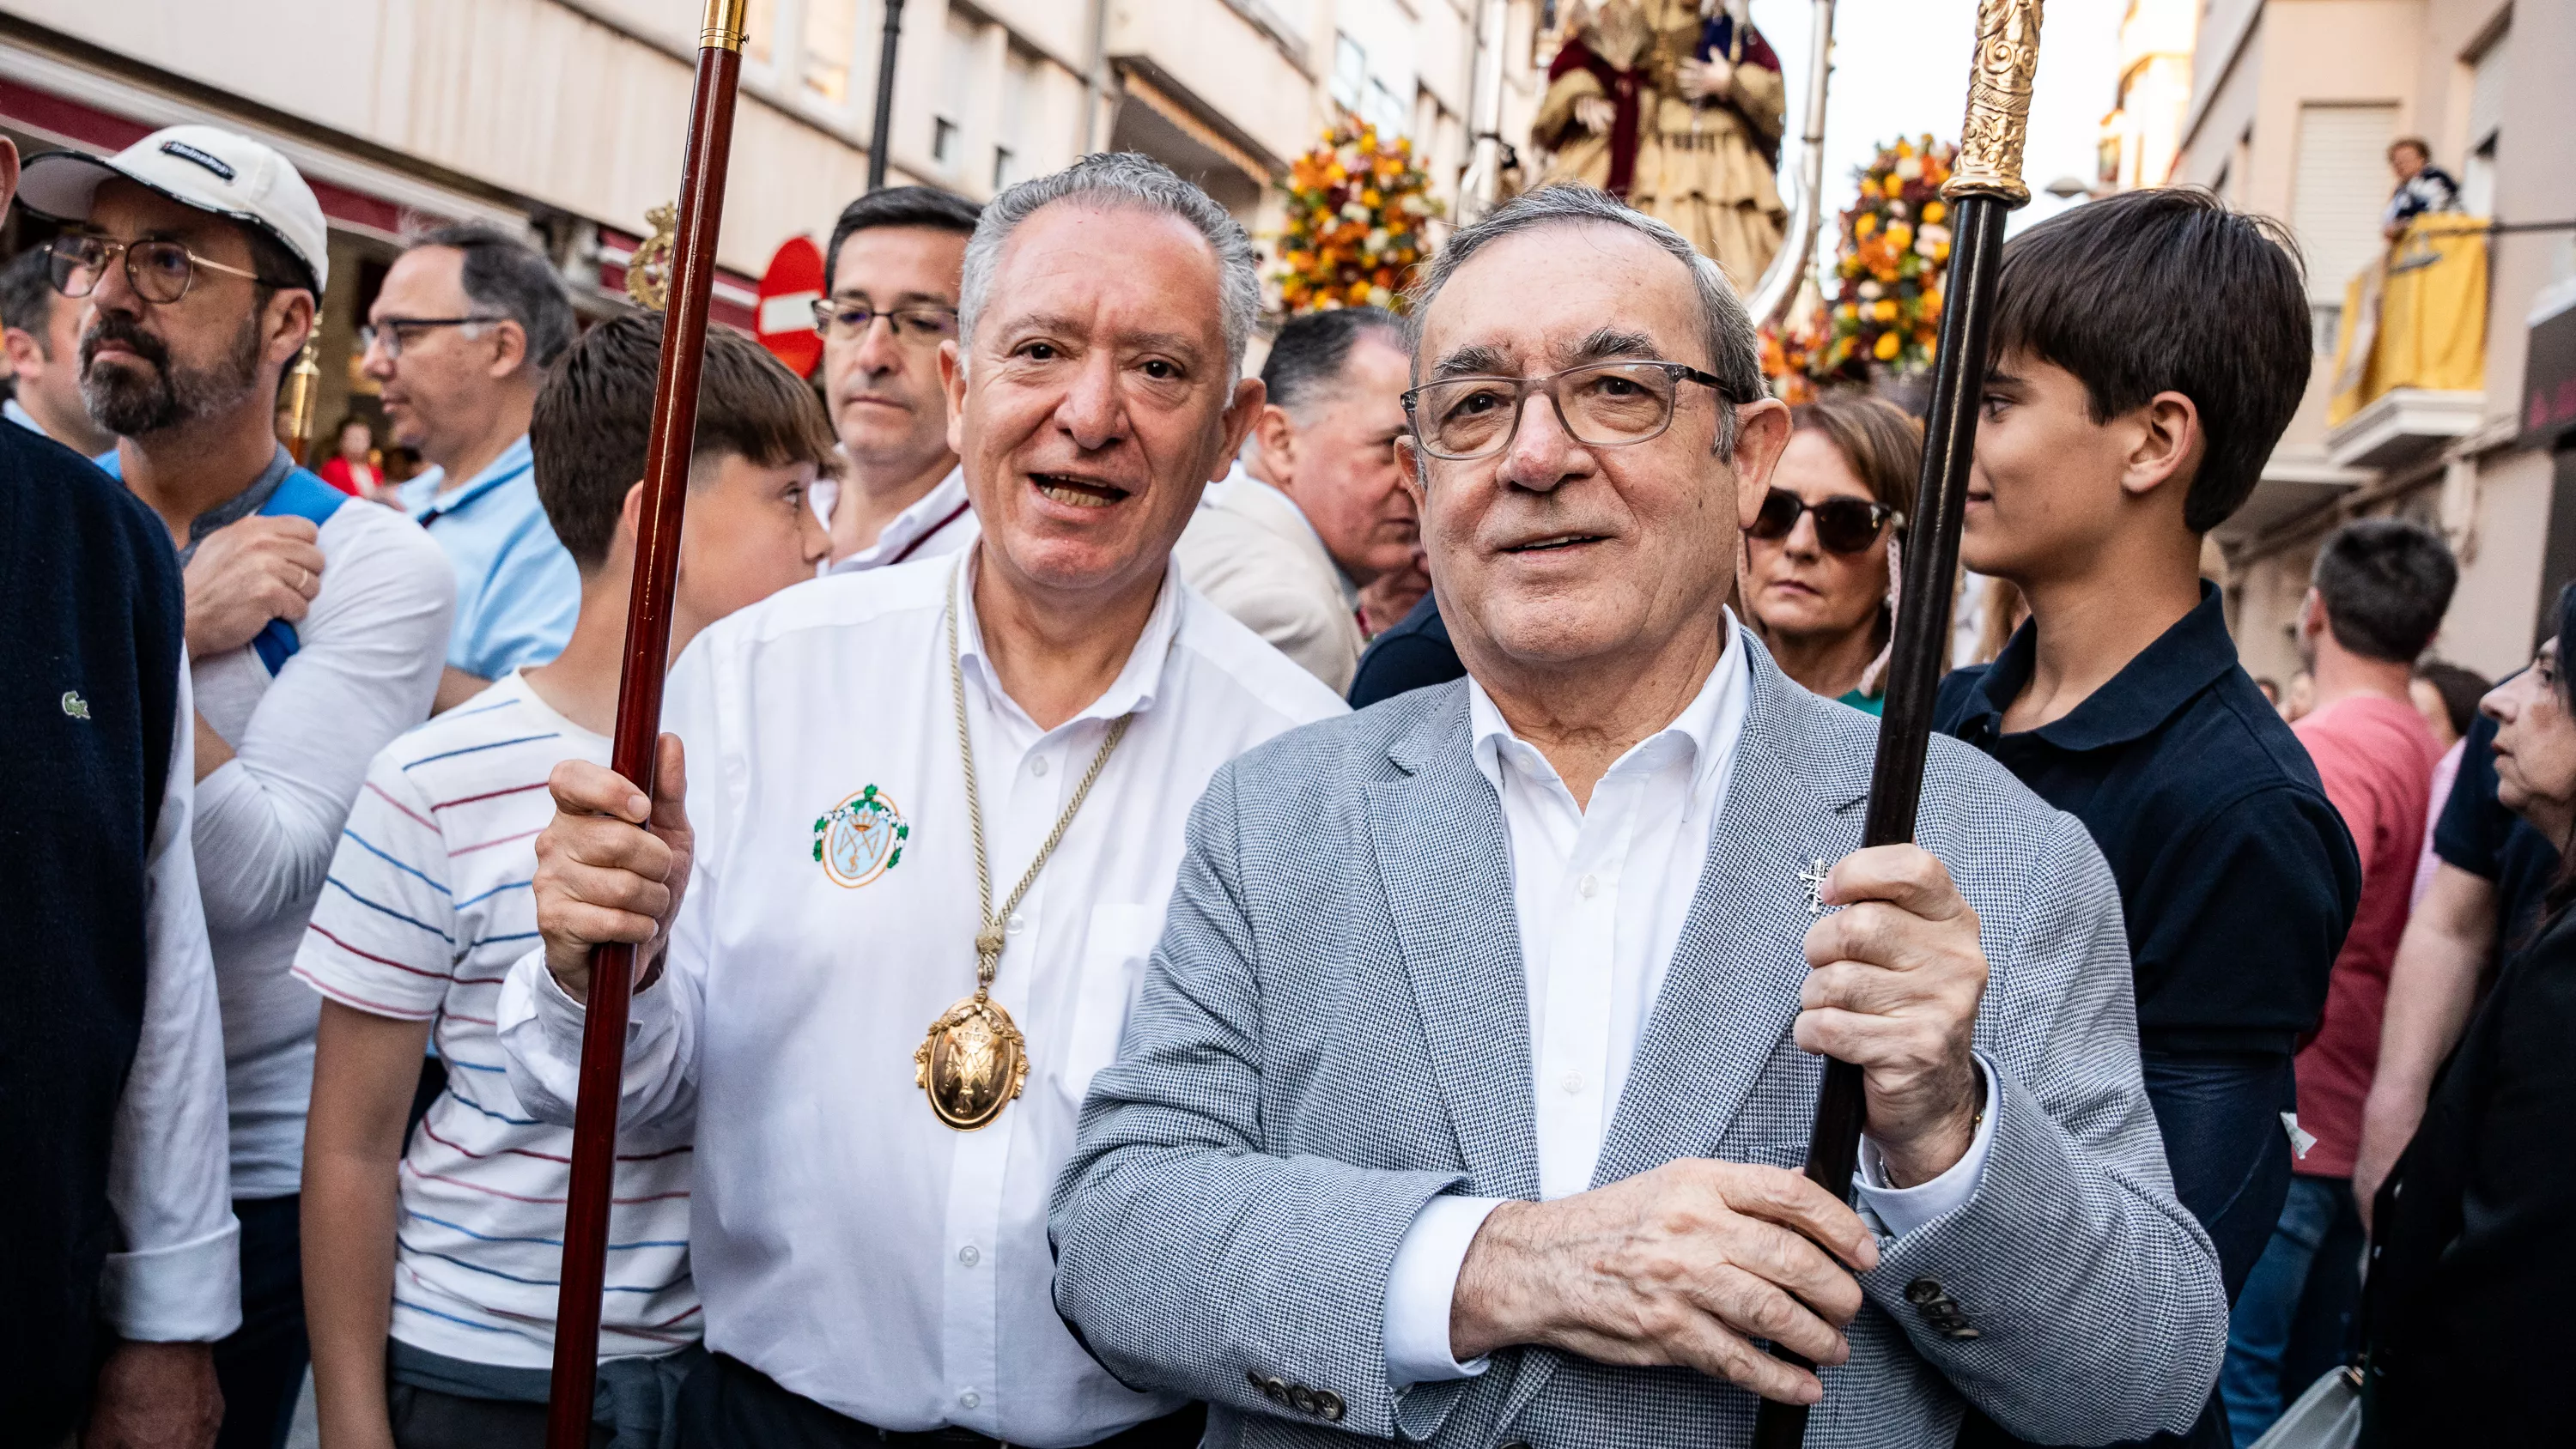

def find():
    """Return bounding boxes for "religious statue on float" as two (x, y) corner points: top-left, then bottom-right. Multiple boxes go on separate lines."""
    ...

(1531, 0), (1788, 290)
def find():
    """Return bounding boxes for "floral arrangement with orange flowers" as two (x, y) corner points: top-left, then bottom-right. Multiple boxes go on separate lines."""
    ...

(1273, 118), (1441, 314)
(1805, 135), (1959, 379)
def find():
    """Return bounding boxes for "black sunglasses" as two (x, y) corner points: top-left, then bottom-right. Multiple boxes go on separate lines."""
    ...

(1749, 488), (1904, 554)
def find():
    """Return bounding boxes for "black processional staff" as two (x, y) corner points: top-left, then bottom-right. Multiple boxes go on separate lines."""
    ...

(1752, 3), (2044, 1446)
(543, 3), (750, 1446)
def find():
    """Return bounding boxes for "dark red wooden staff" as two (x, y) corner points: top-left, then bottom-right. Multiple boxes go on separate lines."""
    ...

(1752, 3), (2044, 1446)
(544, 3), (749, 1445)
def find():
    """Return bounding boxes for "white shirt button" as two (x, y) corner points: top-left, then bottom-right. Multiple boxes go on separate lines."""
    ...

(957, 1243), (980, 1266)
(1030, 755), (1048, 778)
(1560, 1070), (1584, 1094)
(959, 1390), (981, 1410)
(1006, 912), (1026, 935)
(1577, 874), (1598, 899)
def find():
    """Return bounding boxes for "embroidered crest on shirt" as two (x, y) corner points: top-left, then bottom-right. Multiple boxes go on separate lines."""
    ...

(814, 784), (908, 888)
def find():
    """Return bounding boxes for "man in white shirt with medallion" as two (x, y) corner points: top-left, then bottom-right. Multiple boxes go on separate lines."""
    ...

(815, 186), (984, 573)
(500, 154), (1345, 1448)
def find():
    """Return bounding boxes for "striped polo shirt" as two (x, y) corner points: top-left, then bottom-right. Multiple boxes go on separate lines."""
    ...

(294, 670), (698, 1365)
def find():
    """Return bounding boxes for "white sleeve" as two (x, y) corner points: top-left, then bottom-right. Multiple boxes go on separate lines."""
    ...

(1381, 1195), (1506, 1386)
(192, 511), (454, 935)
(497, 633), (730, 1136)
(100, 659), (241, 1342)
(1853, 1054), (2000, 1238)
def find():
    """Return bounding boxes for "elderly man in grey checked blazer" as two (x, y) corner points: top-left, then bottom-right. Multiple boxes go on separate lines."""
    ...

(1050, 184), (2225, 1449)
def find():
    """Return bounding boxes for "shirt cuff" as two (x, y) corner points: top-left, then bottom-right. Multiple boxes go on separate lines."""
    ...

(1853, 1055), (1999, 1240)
(100, 1216), (242, 1342)
(1382, 1194), (1507, 1387)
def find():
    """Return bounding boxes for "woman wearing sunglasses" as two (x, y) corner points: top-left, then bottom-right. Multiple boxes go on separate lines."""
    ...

(1741, 391), (1920, 714)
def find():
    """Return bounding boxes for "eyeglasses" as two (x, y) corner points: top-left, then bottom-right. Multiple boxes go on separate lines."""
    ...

(811, 299), (958, 343)
(358, 317), (503, 361)
(1748, 488), (1905, 554)
(45, 233), (298, 305)
(1402, 360), (1735, 462)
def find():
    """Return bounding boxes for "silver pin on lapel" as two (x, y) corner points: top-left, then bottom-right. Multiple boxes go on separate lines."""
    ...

(1798, 858), (1832, 916)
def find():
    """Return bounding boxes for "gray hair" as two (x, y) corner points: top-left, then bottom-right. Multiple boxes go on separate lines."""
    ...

(410, 223), (576, 372)
(1401, 184), (1764, 454)
(957, 153), (1260, 380)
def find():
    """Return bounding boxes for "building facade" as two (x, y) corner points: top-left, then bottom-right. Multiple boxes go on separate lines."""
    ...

(2098, 0), (2198, 193)
(0, 0), (1538, 438)
(2172, 0), (2576, 683)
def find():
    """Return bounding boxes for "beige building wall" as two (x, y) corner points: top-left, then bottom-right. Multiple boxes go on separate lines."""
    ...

(2172, 0), (2573, 685)
(2102, 0), (2198, 191)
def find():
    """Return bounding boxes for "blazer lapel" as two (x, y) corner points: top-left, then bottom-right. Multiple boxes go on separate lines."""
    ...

(1366, 690), (1541, 1200)
(1591, 653), (1866, 1188)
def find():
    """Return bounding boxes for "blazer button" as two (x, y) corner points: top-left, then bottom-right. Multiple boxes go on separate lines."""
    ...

(1289, 1385), (1320, 1416)
(1500, 1441), (1534, 1449)
(1905, 1277), (1946, 1307)
(1315, 1390), (1346, 1422)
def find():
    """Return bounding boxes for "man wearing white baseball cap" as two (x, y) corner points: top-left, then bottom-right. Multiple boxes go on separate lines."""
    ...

(19, 124), (456, 1449)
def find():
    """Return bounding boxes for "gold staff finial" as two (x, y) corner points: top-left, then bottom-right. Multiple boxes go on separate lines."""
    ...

(280, 336), (322, 463)
(627, 202), (679, 311)
(1944, 0), (2044, 208)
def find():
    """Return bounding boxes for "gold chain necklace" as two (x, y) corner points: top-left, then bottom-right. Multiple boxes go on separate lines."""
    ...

(915, 561), (1133, 1130)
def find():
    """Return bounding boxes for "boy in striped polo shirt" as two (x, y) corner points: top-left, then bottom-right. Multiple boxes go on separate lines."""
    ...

(294, 314), (835, 1448)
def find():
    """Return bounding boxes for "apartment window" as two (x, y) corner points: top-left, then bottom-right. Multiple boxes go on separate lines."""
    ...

(1333, 33), (1366, 112)
(2462, 27), (2509, 217)
(800, 0), (857, 106)
(2291, 102), (2397, 306)
(993, 146), (1017, 191)
(933, 117), (961, 169)
(744, 0), (776, 68)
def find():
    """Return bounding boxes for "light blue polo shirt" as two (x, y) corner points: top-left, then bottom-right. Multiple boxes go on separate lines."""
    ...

(399, 434), (580, 679)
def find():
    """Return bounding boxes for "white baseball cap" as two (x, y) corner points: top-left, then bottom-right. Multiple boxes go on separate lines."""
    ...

(17, 124), (330, 294)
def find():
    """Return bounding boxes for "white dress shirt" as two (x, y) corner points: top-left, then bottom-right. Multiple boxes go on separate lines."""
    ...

(823, 464), (981, 575)
(1172, 464), (1366, 694)
(192, 494), (453, 1197)
(1379, 621), (1999, 1384)
(500, 554), (1345, 1445)
(104, 657), (242, 1342)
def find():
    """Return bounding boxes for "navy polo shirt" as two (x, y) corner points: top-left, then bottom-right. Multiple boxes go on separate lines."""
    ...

(1936, 584), (2360, 1052)
(1347, 591), (1466, 708)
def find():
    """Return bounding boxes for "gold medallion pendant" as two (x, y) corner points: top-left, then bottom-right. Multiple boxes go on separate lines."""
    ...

(914, 990), (1030, 1131)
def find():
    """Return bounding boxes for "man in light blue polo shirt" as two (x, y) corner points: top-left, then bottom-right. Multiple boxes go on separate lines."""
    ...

(367, 224), (582, 712)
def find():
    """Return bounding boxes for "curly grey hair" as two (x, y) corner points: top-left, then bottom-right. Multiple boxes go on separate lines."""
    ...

(1401, 184), (1764, 454)
(957, 153), (1260, 380)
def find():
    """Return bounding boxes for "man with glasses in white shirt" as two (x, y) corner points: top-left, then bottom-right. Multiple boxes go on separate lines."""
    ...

(19, 124), (453, 1448)
(813, 186), (984, 572)
(365, 225), (583, 712)
(499, 154), (1345, 1448)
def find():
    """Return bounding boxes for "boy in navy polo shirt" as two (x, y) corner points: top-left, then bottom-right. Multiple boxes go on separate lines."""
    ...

(1934, 189), (2360, 1449)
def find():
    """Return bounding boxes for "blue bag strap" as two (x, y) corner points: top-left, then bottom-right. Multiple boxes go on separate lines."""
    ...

(250, 469), (347, 675)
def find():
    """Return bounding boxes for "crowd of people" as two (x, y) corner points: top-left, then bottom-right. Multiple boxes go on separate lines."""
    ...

(4, 113), (2568, 1449)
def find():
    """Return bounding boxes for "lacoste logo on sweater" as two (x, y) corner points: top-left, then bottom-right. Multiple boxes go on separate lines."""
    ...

(60, 691), (91, 720)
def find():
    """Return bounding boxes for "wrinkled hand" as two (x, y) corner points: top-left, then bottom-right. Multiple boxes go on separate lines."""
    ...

(1798, 845), (1990, 1186)
(1677, 58), (1735, 103)
(532, 735), (691, 1004)
(1573, 95), (1617, 135)
(183, 514), (324, 658)
(85, 1341), (221, 1449)
(1450, 1160), (1880, 1404)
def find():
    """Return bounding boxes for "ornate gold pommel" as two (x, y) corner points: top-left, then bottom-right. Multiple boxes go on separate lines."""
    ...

(626, 203), (678, 310)
(700, 0), (748, 52)
(1942, 0), (2044, 208)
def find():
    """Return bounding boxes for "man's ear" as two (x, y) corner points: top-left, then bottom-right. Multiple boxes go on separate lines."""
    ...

(0, 137), (18, 215)
(263, 289), (317, 371)
(487, 318), (530, 380)
(2120, 391), (2202, 504)
(1212, 376), (1267, 483)
(2296, 586), (2324, 643)
(1252, 403), (1297, 484)
(1730, 397), (1792, 531)
(939, 338), (966, 455)
(2, 325), (39, 374)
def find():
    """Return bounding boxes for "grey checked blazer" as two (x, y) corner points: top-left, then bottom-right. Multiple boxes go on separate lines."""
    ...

(1050, 636), (2226, 1447)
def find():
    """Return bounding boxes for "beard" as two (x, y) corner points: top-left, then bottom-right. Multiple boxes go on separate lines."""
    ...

(79, 309), (264, 439)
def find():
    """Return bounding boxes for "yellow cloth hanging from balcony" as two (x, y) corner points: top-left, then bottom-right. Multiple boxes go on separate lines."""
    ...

(2328, 214), (2489, 426)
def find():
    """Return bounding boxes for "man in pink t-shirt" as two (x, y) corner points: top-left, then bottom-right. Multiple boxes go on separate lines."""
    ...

(2223, 518), (2458, 1440)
